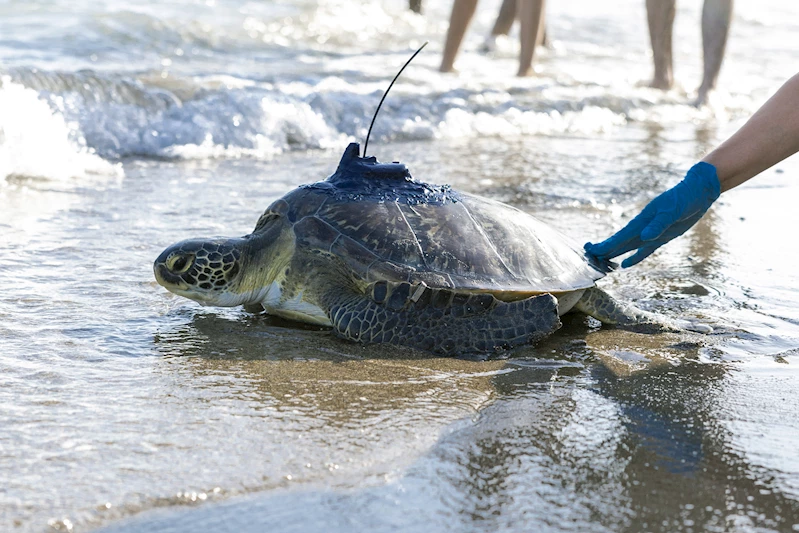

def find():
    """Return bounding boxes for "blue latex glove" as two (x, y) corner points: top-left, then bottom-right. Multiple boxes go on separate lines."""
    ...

(584, 162), (721, 268)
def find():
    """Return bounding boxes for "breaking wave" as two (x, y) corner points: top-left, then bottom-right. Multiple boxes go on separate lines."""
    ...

(0, 76), (122, 182)
(2, 62), (744, 179)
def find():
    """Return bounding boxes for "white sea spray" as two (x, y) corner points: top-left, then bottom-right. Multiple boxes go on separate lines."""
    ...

(0, 77), (122, 182)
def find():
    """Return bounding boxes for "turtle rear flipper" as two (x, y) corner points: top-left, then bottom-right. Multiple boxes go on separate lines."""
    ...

(575, 287), (712, 334)
(324, 281), (561, 356)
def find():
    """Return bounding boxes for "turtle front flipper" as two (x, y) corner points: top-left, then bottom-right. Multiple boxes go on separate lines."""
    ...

(574, 287), (712, 334)
(323, 281), (561, 356)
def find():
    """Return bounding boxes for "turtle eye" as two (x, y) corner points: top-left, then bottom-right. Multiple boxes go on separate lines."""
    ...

(167, 253), (193, 273)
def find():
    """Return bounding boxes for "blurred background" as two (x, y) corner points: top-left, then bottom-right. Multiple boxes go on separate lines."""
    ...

(1, 0), (796, 178)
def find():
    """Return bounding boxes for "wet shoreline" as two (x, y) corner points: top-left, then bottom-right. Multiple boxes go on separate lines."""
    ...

(2, 132), (798, 531)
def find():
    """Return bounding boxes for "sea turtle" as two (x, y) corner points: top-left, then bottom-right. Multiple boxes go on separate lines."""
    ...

(154, 143), (706, 356)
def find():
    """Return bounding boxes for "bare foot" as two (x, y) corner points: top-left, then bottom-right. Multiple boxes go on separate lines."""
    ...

(648, 76), (674, 90)
(693, 84), (712, 107)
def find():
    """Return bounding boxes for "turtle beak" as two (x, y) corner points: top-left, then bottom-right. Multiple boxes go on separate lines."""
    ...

(153, 261), (190, 291)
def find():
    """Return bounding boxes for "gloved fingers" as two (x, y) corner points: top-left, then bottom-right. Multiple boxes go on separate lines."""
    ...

(620, 244), (661, 268)
(640, 210), (677, 241)
(583, 218), (648, 259)
(587, 163), (720, 268)
(585, 235), (642, 261)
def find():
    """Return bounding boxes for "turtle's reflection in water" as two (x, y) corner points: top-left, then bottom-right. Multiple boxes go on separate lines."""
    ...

(150, 311), (517, 498)
(121, 308), (799, 532)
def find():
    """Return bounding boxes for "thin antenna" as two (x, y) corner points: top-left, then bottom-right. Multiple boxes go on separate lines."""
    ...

(363, 41), (428, 158)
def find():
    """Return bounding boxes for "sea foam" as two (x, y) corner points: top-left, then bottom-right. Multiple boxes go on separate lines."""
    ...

(0, 62), (750, 174)
(0, 77), (122, 182)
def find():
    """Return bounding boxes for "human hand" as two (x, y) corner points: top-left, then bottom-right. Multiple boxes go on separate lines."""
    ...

(584, 162), (721, 268)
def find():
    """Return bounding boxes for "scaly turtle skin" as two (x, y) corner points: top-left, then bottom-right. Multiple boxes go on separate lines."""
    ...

(154, 143), (704, 356)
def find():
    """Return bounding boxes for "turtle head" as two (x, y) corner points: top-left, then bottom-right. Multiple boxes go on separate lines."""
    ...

(154, 237), (249, 306)
(154, 209), (294, 307)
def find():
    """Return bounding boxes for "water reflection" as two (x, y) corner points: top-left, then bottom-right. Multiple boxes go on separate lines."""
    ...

(104, 325), (799, 533)
(104, 304), (799, 532)
(685, 209), (724, 278)
(6, 134), (798, 532)
(597, 361), (799, 531)
(414, 357), (798, 531)
(154, 312), (511, 423)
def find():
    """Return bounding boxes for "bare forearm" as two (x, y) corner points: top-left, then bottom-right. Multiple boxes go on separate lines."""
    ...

(703, 73), (799, 192)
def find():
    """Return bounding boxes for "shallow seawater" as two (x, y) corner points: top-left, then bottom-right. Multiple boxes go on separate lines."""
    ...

(2, 0), (799, 532)
(3, 134), (799, 533)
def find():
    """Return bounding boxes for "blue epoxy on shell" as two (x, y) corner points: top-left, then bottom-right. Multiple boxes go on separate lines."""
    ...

(302, 143), (459, 205)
